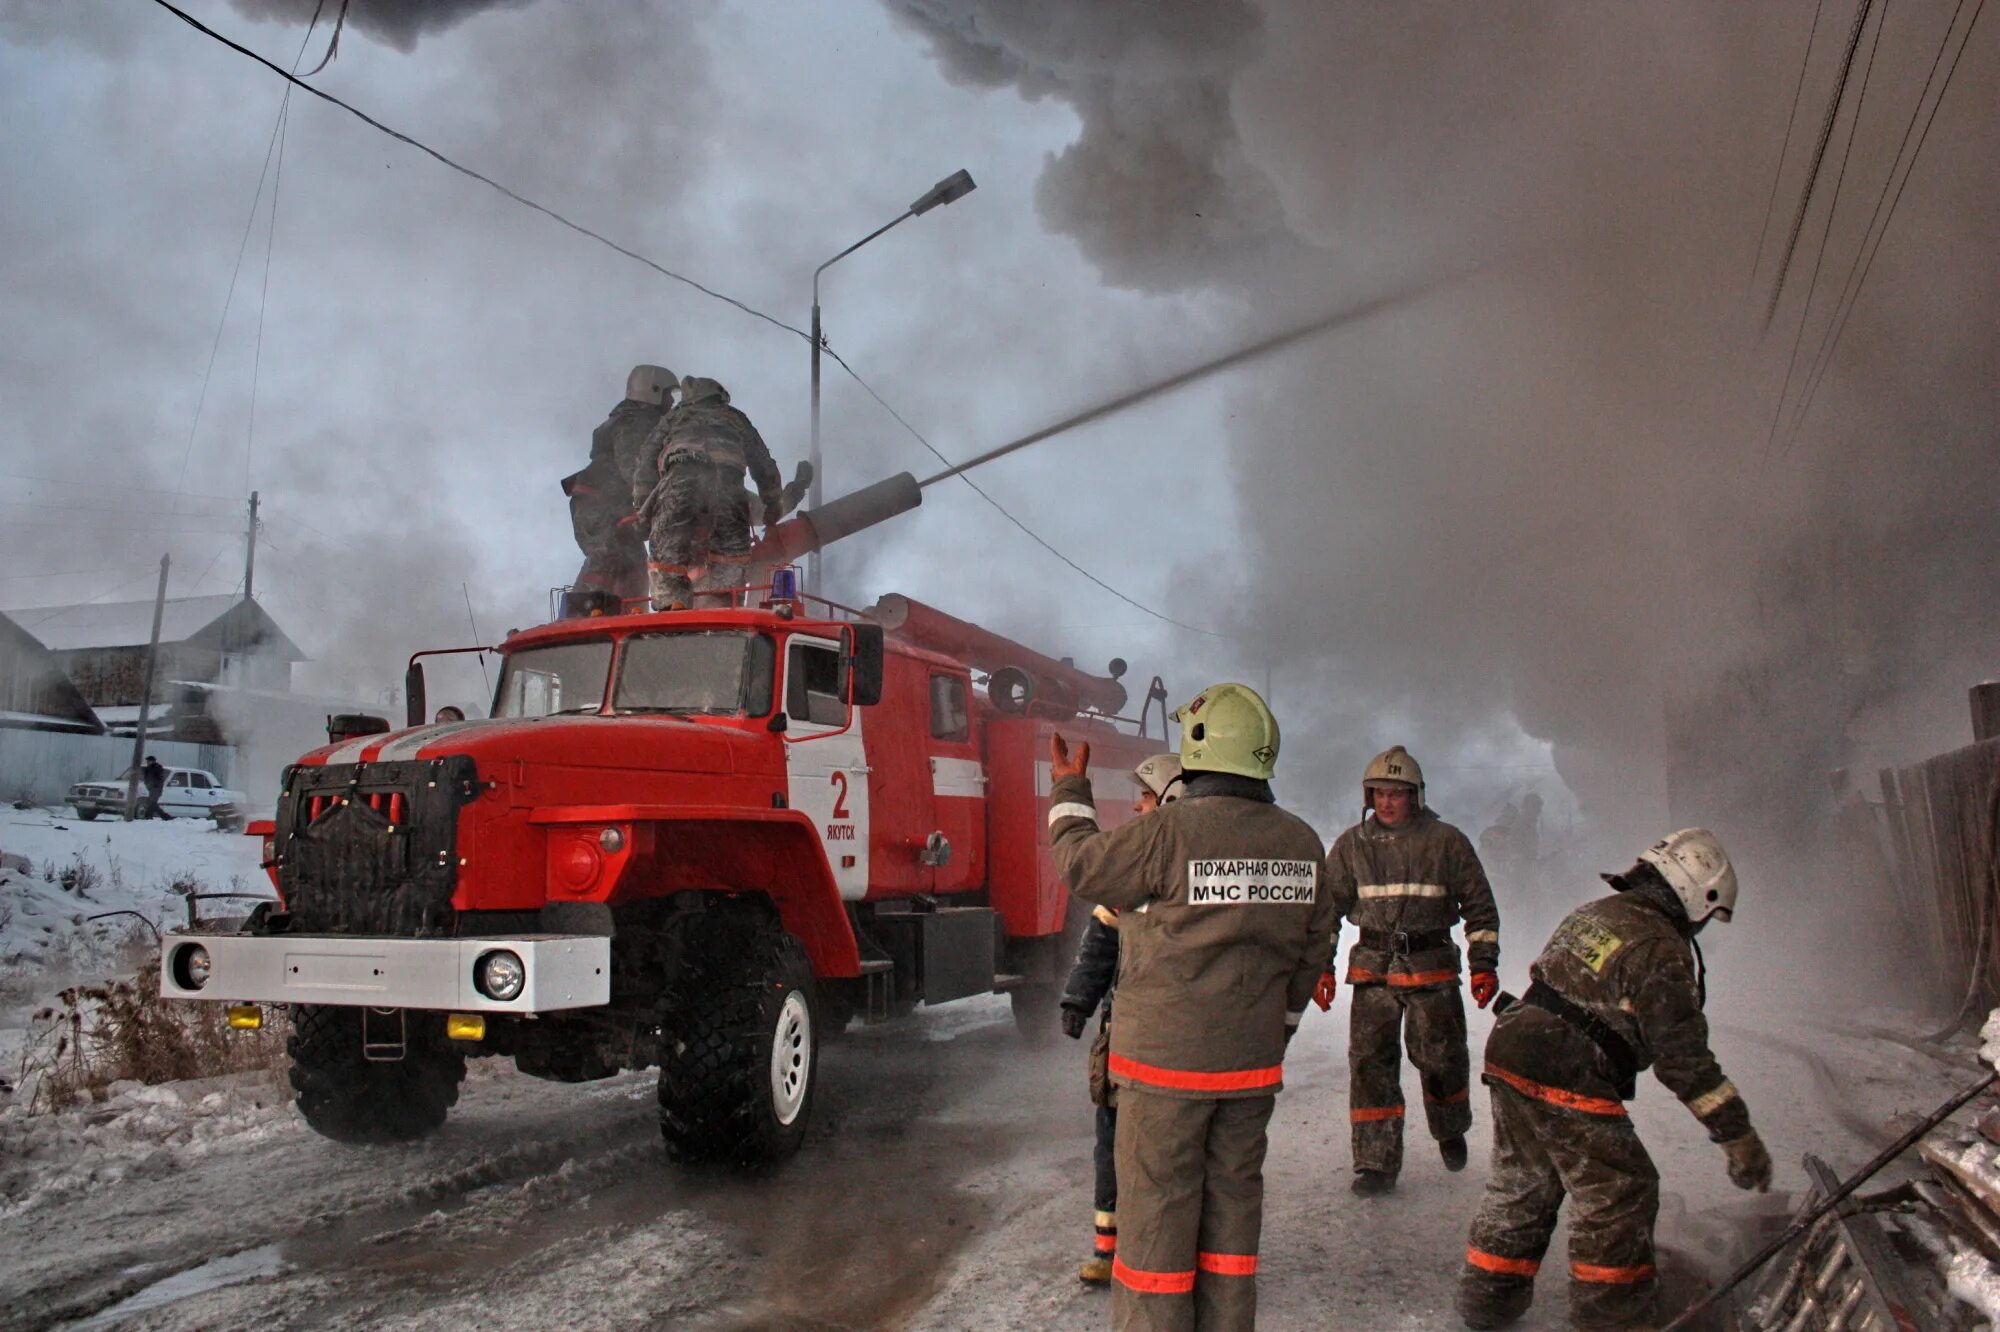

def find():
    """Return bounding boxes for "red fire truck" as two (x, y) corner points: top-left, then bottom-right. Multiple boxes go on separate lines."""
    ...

(161, 473), (1170, 1164)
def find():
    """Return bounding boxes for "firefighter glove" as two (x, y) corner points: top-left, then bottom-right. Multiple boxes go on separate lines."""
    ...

(1724, 1131), (1773, 1192)
(1313, 970), (1338, 1011)
(1060, 1007), (1090, 1040)
(1050, 733), (1091, 781)
(1470, 971), (1499, 1009)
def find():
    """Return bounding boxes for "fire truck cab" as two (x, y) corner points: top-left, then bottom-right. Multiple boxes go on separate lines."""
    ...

(163, 587), (1163, 1164)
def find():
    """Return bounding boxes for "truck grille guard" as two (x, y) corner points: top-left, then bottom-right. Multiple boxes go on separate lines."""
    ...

(274, 755), (481, 937)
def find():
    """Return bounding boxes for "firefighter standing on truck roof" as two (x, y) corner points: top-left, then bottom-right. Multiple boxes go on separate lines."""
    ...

(1324, 744), (1500, 1194)
(1049, 683), (1333, 1332)
(1456, 828), (1772, 1331)
(637, 376), (783, 610)
(1060, 752), (1185, 1290)
(563, 364), (675, 606)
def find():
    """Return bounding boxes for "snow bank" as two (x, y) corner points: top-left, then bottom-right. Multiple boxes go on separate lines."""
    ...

(1947, 1241), (2000, 1325)
(0, 806), (265, 972)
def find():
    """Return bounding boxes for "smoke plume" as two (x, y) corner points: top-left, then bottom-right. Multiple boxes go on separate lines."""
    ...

(224, 0), (530, 51)
(891, 1), (2000, 892)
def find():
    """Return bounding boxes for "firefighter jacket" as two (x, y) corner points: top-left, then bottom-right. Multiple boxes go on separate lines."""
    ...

(580, 398), (666, 515)
(1049, 771), (1333, 1100)
(1327, 809), (1499, 991)
(638, 378), (781, 512)
(1484, 879), (1753, 1143)
(1061, 906), (1121, 1023)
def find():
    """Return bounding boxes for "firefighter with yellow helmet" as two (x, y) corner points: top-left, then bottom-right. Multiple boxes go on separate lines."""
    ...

(1457, 828), (1771, 1330)
(1049, 683), (1332, 1331)
(1326, 744), (1501, 1194)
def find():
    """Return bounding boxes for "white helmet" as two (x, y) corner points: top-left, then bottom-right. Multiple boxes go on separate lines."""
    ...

(1362, 744), (1424, 812)
(626, 364), (678, 406)
(1639, 828), (1738, 924)
(1131, 753), (1184, 803)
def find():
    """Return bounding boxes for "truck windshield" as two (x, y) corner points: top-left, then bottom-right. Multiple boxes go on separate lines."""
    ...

(614, 631), (774, 716)
(493, 639), (613, 717)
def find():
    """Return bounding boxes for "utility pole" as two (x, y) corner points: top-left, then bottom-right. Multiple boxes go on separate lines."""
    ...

(243, 490), (259, 600)
(124, 554), (171, 821)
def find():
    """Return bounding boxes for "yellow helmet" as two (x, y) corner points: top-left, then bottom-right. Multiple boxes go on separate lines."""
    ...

(1171, 683), (1279, 781)
(1362, 745), (1424, 812)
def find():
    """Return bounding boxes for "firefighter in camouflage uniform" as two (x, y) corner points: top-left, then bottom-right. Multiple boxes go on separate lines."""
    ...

(1060, 753), (1185, 1288)
(563, 365), (674, 607)
(637, 376), (784, 610)
(1456, 828), (1773, 1331)
(1325, 745), (1501, 1193)
(1049, 684), (1333, 1332)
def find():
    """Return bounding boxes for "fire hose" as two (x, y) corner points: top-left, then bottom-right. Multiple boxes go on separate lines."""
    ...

(1661, 1070), (1999, 1330)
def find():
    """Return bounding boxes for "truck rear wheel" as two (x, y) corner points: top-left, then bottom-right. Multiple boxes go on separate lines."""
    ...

(657, 919), (818, 1166)
(288, 1005), (466, 1144)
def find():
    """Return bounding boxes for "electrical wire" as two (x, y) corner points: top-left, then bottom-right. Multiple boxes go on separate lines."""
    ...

(1782, 0), (1987, 449)
(821, 349), (1224, 638)
(1761, 0), (1891, 461)
(148, 0), (809, 345)
(244, 92), (291, 494)
(1749, 0), (1828, 292)
(1762, 0), (1878, 331)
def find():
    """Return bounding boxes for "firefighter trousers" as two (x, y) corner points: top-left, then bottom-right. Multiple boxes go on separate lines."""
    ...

(1112, 1089), (1272, 1332)
(1348, 981), (1471, 1176)
(1457, 1080), (1660, 1329)
(1094, 1102), (1119, 1253)
(646, 459), (751, 609)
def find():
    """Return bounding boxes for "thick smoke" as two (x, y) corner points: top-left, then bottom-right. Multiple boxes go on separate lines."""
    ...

(890, 1), (2000, 906)
(224, 0), (530, 52)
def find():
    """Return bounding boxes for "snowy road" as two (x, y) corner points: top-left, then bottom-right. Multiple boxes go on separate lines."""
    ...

(0, 986), (1972, 1331)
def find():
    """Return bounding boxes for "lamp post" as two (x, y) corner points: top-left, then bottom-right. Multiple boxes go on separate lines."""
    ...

(808, 168), (976, 597)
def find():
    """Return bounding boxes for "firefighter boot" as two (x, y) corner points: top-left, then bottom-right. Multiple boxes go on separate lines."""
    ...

(1440, 1135), (1469, 1171)
(1351, 1169), (1396, 1196)
(1080, 1210), (1116, 1286)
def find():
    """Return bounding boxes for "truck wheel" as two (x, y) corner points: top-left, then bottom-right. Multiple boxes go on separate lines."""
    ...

(657, 923), (817, 1166)
(288, 1005), (466, 1144)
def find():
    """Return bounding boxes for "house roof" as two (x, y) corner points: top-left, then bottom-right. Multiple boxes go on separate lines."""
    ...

(5, 594), (304, 660)
(0, 610), (104, 732)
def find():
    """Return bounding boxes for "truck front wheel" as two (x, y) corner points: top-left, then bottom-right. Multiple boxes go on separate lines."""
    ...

(288, 1005), (466, 1144)
(657, 920), (818, 1166)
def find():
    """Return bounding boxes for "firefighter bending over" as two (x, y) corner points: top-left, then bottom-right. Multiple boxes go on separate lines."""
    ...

(1326, 745), (1500, 1194)
(637, 376), (783, 609)
(563, 364), (674, 606)
(1059, 752), (1184, 1289)
(1456, 828), (1772, 1331)
(1049, 684), (1332, 1332)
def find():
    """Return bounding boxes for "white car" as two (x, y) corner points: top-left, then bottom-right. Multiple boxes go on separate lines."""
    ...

(68, 767), (247, 828)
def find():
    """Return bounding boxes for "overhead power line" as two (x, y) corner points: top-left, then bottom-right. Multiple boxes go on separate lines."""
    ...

(1783, 0), (1988, 448)
(1762, 0), (1879, 331)
(149, 0), (1227, 641)
(1749, 0), (1829, 292)
(1762, 0), (1892, 460)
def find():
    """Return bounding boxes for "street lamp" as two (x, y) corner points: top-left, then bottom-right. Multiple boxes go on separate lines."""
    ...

(808, 168), (976, 597)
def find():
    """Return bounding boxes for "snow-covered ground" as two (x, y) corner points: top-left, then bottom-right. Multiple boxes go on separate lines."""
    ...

(0, 810), (1983, 1329)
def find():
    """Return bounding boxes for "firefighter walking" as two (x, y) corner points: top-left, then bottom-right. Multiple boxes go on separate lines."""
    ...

(564, 364), (675, 606)
(636, 376), (784, 609)
(1049, 683), (1333, 1331)
(1326, 745), (1500, 1193)
(1456, 828), (1772, 1330)
(1059, 753), (1185, 1288)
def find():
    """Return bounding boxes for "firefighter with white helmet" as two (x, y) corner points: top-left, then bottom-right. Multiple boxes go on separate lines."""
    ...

(1326, 744), (1501, 1194)
(1457, 828), (1772, 1331)
(562, 364), (677, 608)
(1048, 684), (1332, 1330)
(1060, 753), (1185, 1288)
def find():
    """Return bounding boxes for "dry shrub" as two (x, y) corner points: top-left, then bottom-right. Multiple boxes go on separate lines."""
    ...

(18, 957), (291, 1113)
(41, 853), (100, 898)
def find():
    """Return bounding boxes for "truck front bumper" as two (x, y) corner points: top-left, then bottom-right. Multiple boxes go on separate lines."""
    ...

(159, 932), (610, 1013)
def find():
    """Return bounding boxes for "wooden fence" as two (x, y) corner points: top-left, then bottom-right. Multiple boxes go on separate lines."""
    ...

(1877, 737), (2000, 1015)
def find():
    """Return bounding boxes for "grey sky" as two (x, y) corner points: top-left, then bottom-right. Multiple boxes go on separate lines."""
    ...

(3, 1), (1993, 857)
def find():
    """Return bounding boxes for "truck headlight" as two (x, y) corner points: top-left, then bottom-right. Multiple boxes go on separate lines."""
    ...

(172, 943), (212, 991)
(475, 949), (526, 1001)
